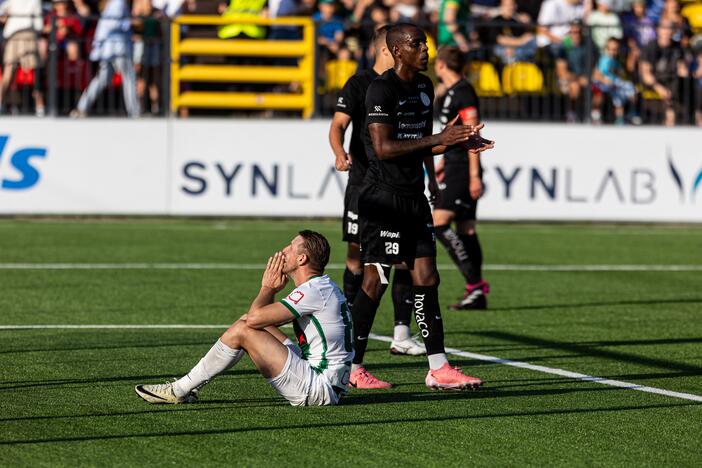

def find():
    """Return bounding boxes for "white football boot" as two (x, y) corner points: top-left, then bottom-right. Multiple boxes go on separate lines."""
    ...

(390, 335), (427, 356)
(134, 381), (198, 404)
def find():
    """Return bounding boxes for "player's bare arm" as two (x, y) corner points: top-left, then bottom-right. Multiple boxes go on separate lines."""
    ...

(246, 252), (293, 329)
(329, 112), (353, 171)
(369, 121), (478, 161)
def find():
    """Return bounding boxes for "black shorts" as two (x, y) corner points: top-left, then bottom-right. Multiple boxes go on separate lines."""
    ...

(436, 163), (479, 221)
(342, 184), (361, 243)
(358, 183), (436, 268)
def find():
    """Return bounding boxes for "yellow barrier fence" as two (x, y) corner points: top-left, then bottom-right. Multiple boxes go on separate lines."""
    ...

(171, 16), (315, 117)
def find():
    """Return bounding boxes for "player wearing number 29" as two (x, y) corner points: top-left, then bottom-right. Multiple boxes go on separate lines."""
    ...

(329, 25), (427, 380)
(135, 231), (354, 406)
(350, 23), (493, 390)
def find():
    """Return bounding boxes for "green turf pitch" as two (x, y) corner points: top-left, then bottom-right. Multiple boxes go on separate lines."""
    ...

(1, 219), (701, 466)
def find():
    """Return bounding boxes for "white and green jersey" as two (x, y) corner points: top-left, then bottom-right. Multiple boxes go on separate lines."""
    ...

(280, 274), (354, 390)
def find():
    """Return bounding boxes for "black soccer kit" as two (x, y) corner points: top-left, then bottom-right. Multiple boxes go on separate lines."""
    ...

(435, 78), (482, 221)
(360, 68), (437, 268)
(351, 68), (446, 361)
(335, 69), (378, 244)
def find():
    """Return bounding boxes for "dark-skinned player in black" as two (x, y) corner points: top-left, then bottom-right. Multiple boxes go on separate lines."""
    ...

(349, 23), (494, 390)
(433, 46), (491, 310)
(329, 26), (426, 388)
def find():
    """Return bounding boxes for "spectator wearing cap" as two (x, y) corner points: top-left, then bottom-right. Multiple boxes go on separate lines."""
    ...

(586, 0), (622, 53)
(0, 0), (45, 115)
(72, 0), (139, 117)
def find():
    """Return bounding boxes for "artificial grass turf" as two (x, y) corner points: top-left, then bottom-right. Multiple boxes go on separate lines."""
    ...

(1, 219), (701, 466)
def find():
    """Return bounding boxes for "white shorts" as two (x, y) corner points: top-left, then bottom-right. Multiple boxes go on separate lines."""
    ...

(267, 345), (340, 406)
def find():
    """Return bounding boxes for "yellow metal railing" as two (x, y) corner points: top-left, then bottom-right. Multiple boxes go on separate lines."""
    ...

(171, 16), (315, 117)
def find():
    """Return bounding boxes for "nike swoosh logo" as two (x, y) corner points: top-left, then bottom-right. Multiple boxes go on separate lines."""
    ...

(356, 336), (368, 341)
(399, 100), (407, 105)
(435, 316), (442, 320)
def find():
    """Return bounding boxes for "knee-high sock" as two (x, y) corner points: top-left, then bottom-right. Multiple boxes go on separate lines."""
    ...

(460, 232), (483, 284)
(391, 269), (413, 340)
(173, 339), (243, 398)
(351, 289), (380, 365)
(435, 225), (472, 283)
(413, 285), (445, 357)
(343, 267), (363, 309)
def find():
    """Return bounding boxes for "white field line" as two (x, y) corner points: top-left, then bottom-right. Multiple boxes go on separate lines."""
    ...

(0, 324), (700, 403)
(0, 263), (701, 272)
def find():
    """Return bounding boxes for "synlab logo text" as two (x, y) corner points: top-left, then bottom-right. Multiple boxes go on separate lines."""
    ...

(0, 135), (47, 190)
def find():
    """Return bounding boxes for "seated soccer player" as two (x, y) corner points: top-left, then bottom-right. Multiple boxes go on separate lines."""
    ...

(135, 230), (354, 407)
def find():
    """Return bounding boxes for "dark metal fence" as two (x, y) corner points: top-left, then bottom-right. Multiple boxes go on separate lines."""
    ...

(1, 13), (700, 125)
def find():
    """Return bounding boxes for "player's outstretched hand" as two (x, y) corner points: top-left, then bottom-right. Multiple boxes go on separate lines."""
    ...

(462, 135), (494, 153)
(439, 123), (483, 146)
(261, 252), (289, 293)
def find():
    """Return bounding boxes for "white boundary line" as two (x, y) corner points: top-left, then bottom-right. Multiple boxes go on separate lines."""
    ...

(0, 263), (701, 272)
(1, 324), (700, 403)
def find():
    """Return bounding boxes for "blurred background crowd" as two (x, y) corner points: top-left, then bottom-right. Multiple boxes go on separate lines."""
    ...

(1, 0), (701, 124)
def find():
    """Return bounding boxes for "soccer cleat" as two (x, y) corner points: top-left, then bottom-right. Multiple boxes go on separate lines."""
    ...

(449, 280), (489, 310)
(390, 335), (427, 356)
(349, 367), (393, 389)
(425, 363), (482, 391)
(134, 382), (198, 404)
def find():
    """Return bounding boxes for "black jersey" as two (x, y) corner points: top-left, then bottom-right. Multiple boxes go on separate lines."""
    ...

(438, 79), (480, 165)
(335, 69), (379, 186)
(364, 68), (434, 196)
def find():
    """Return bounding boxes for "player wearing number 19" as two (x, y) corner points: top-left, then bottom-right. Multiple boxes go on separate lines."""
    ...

(135, 230), (354, 406)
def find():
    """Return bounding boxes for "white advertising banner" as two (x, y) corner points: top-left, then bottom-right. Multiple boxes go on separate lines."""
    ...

(169, 120), (347, 216)
(0, 118), (168, 214)
(0, 118), (700, 222)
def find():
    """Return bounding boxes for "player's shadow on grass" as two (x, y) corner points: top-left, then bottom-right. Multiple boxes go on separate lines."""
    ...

(490, 297), (702, 312)
(471, 331), (702, 375)
(0, 369), (259, 390)
(341, 384), (625, 405)
(1, 401), (696, 446)
(0, 339), (218, 356)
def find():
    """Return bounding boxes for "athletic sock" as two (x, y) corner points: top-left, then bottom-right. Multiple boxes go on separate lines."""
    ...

(351, 289), (380, 365)
(427, 353), (449, 370)
(435, 225), (472, 283)
(343, 267), (363, 309)
(412, 285), (445, 357)
(460, 233), (483, 284)
(173, 339), (243, 398)
(391, 268), (413, 341)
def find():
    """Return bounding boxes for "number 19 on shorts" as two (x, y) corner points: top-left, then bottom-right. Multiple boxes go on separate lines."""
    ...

(385, 242), (399, 255)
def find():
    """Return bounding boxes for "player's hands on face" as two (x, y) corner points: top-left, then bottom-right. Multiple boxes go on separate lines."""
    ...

(335, 152), (352, 172)
(261, 251), (289, 293)
(469, 176), (484, 200)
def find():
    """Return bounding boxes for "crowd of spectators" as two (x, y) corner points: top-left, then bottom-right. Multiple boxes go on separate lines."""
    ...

(0, 0), (700, 124)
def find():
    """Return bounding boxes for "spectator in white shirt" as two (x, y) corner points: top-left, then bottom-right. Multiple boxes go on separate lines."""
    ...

(0, 0), (45, 115)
